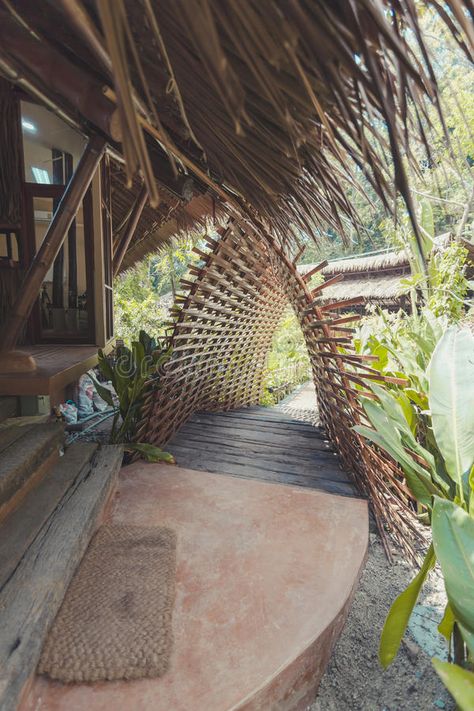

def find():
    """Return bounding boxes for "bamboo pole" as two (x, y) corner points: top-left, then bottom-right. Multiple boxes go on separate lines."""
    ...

(0, 12), (121, 142)
(113, 185), (149, 276)
(1, 135), (106, 353)
(56, 0), (113, 78)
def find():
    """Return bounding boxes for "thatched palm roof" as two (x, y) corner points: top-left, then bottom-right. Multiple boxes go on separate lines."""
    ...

(1, 1), (472, 255)
(298, 249), (411, 306)
(110, 161), (223, 271)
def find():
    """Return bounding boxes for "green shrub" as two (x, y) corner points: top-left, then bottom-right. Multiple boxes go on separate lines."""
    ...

(354, 327), (474, 708)
(92, 330), (174, 464)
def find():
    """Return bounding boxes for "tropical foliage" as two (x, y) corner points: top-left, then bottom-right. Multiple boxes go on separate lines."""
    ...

(354, 326), (474, 709)
(114, 236), (201, 344)
(92, 330), (174, 464)
(262, 307), (310, 405)
(114, 260), (168, 344)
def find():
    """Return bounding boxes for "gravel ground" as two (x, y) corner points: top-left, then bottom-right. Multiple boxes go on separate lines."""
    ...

(310, 534), (454, 711)
(278, 383), (453, 711)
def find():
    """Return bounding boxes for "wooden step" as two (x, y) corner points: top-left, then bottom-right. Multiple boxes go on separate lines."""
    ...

(0, 422), (64, 521)
(0, 443), (98, 590)
(0, 444), (123, 711)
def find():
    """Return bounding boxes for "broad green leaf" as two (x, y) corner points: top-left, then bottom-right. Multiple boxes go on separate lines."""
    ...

(432, 659), (474, 711)
(438, 603), (455, 643)
(429, 328), (474, 500)
(399, 431), (450, 496)
(432, 498), (474, 635)
(405, 387), (428, 409)
(420, 199), (435, 240)
(97, 350), (114, 382)
(90, 377), (114, 408)
(369, 386), (437, 475)
(366, 386), (443, 491)
(379, 544), (435, 668)
(354, 424), (434, 506)
(127, 443), (176, 464)
(469, 465), (474, 517)
(370, 384), (411, 432)
(396, 392), (417, 435)
(132, 340), (146, 368)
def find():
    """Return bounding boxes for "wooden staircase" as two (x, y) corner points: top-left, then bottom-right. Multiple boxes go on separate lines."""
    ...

(0, 419), (122, 711)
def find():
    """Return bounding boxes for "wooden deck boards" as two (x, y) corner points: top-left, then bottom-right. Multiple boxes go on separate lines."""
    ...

(167, 407), (359, 498)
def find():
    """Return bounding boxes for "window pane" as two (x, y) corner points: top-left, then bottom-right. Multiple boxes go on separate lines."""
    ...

(21, 101), (86, 185)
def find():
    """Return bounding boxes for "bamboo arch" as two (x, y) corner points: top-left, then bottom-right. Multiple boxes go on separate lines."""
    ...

(137, 220), (424, 560)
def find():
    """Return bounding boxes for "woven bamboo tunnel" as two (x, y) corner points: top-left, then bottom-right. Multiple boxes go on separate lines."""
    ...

(138, 220), (424, 561)
(136, 221), (288, 447)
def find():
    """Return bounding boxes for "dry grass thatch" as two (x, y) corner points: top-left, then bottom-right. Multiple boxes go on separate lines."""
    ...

(2, 0), (472, 256)
(317, 274), (407, 305)
(95, 0), (473, 255)
(299, 250), (411, 304)
(110, 160), (225, 271)
(299, 250), (410, 276)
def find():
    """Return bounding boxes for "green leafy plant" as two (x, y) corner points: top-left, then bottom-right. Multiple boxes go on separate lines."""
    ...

(354, 326), (474, 708)
(427, 241), (471, 322)
(92, 330), (175, 464)
(262, 307), (310, 405)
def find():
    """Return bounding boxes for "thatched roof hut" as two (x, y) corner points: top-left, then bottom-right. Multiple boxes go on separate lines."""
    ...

(299, 233), (474, 311)
(298, 250), (412, 310)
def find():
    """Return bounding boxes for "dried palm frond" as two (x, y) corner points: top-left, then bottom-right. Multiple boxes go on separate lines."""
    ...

(96, 0), (160, 206)
(3, 0), (472, 253)
(94, 0), (471, 254)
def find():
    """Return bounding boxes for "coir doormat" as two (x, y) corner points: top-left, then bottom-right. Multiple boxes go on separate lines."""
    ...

(39, 523), (177, 683)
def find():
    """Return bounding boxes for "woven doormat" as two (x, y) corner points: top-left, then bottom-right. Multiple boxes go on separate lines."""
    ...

(38, 523), (177, 683)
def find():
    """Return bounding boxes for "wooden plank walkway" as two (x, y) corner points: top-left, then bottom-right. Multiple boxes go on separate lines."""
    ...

(167, 406), (358, 498)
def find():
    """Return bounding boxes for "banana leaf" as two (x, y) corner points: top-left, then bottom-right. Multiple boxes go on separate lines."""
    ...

(432, 498), (474, 635)
(379, 544), (435, 668)
(126, 443), (176, 464)
(432, 659), (474, 711)
(429, 328), (474, 501)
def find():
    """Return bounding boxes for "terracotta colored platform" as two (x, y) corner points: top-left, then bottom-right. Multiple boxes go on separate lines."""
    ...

(22, 464), (367, 711)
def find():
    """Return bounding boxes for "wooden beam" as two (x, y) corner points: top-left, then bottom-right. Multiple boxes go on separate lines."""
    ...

(0, 12), (121, 142)
(56, 0), (113, 78)
(1, 135), (106, 353)
(302, 261), (328, 282)
(113, 185), (149, 276)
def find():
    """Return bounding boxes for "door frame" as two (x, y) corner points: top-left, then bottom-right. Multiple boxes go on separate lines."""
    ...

(24, 182), (96, 344)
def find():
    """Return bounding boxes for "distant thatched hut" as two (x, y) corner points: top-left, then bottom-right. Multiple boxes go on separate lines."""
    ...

(299, 236), (474, 313)
(298, 250), (412, 312)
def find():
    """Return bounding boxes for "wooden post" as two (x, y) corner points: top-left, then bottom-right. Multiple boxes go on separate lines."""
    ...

(113, 186), (149, 276)
(0, 135), (106, 355)
(65, 153), (78, 309)
(52, 148), (65, 309)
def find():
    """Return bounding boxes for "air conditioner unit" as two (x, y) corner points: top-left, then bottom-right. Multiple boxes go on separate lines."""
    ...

(34, 210), (54, 222)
